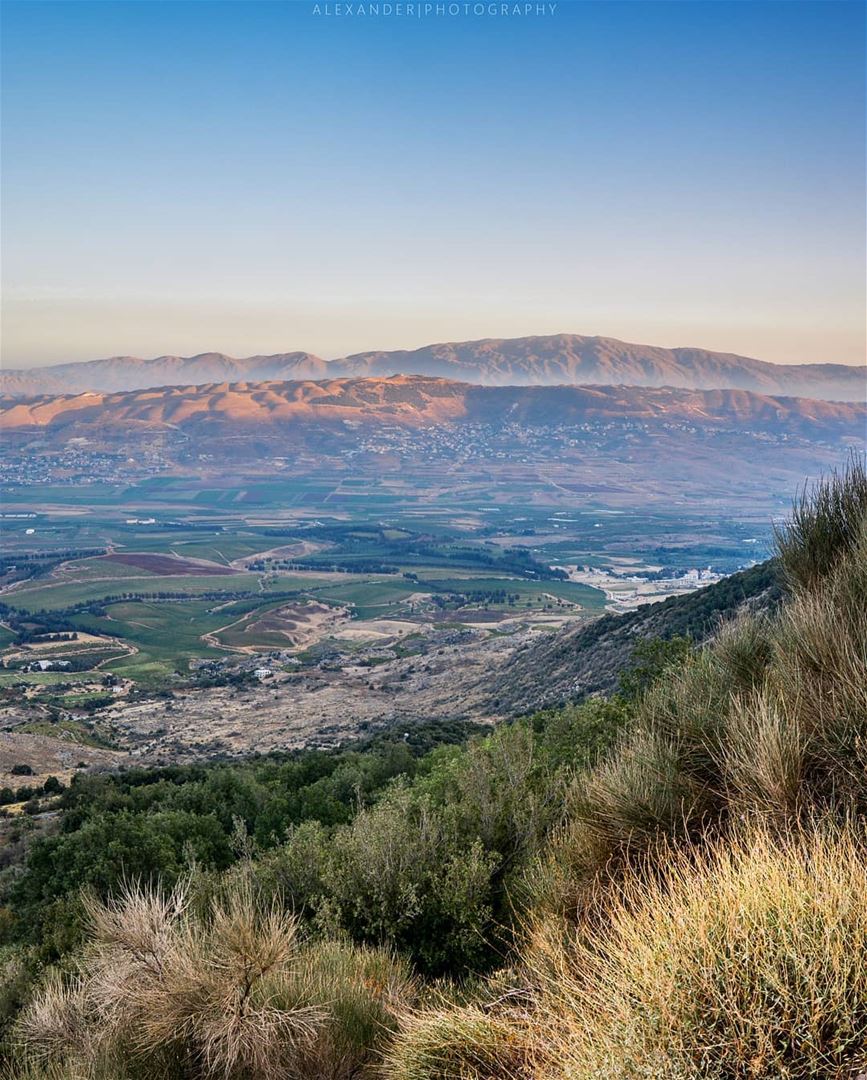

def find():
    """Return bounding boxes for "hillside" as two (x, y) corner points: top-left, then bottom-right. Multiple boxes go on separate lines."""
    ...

(3, 461), (867, 1080)
(0, 352), (329, 397)
(2, 375), (864, 438)
(3, 333), (864, 400)
(491, 559), (783, 714)
(341, 334), (866, 400)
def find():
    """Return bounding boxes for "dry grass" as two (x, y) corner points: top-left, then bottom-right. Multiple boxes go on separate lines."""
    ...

(385, 825), (867, 1080)
(542, 459), (867, 901)
(527, 824), (867, 1080)
(276, 938), (415, 1079)
(382, 997), (536, 1080)
(774, 452), (867, 591)
(14, 874), (413, 1080)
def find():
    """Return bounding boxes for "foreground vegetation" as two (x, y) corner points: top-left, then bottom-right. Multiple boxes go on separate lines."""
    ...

(2, 458), (866, 1078)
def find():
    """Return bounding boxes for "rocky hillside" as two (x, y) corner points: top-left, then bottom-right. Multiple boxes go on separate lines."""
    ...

(491, 560), (782, 715)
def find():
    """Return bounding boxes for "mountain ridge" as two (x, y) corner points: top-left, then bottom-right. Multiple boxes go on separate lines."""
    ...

(2, 375), (863, 438)
(3, 334), (864, 400)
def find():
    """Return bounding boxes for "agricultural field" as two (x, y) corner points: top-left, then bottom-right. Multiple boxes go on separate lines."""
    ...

(0, 462), (772, 710)
(0, 450), (783, 769)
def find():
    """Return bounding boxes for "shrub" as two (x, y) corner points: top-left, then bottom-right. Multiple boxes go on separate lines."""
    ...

(14, 874), (413, 1080)
(322, 785), (497, 975)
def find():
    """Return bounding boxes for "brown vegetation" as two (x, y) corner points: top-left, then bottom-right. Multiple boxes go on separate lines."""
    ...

(105, 554), (238, 576)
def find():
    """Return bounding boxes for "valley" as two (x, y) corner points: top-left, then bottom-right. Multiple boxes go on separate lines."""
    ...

(0, 463), (780, 776)
(0, 370), (860, 780)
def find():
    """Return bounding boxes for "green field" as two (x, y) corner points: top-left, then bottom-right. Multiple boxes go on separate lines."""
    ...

(3, 573), (264, 611)
(67, 601), (228, 684)
(0, 510), (615, 685)
(423, 577), (607, 609)
(1, 478), (762, 692)
(311, 579), (418, 617)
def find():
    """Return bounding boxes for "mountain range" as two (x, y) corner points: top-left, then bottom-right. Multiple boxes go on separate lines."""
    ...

(2, 375), (863, 439)
(3, 334), (864, 400)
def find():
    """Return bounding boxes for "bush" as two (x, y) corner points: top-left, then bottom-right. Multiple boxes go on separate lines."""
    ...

(321, 785), (497, 976)
(14, 874), (413, 1080)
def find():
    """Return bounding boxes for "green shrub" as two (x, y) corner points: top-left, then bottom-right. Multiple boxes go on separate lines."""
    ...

(321, 785), (497, 975)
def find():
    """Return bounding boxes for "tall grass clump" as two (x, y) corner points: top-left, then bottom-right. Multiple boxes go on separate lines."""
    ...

(14, 875), (413, 1080)
(382, 997), (536, 1080)
(541, 456), (867, 899)
(385, 825), (867, 1080)
(527, 824), (867, 1080)
(775, 452), (867, 591)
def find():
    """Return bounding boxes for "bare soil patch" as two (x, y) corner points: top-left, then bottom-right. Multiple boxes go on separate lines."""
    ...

(0, 729), (121, 787)
(436, 609), (512, 623)
(207, 601), (348, 652)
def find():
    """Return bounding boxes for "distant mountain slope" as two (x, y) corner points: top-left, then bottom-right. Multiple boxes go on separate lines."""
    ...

(3, 334), (864, 400)
(2, 376), (864, 437)
(339, 335), (866, 400)
(491, 560), (783, 715)
(0, 352), (329, 397)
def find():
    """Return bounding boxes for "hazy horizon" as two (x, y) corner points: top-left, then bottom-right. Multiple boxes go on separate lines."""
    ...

(5, 327), (867, 372)
(2, 1), (865, 369)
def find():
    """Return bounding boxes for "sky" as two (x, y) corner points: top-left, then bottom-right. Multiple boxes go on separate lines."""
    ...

(1, 0), (865, 369)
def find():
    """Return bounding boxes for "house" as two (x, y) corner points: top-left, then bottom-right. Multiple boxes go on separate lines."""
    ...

(23, 660), (72, 672)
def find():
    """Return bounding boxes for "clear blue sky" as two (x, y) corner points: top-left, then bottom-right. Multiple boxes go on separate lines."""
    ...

(2, 0), (864, 366)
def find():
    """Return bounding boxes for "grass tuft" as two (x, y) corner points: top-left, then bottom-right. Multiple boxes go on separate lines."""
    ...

(527, 824), (867, 1080)
(774, 452), (867, 592)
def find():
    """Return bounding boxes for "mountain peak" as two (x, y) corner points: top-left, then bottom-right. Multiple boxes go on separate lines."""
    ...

(2, 334), (864, 401)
